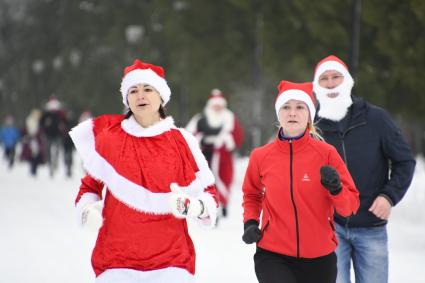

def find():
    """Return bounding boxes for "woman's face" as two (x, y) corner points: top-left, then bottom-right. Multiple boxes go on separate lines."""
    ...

(127, 84), (162, 119)
(278, 99), (310, 137)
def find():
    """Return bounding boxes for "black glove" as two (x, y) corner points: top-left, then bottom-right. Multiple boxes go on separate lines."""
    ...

(320, 165), (342, 195)
(242, 219), (262, 244)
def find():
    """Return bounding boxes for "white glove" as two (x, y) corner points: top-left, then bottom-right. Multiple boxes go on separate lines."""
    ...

(223, 133), (235, 151)
(81, 201), (103, 230)
(214, 133), (235, 151)
(169, 183), (206, 219)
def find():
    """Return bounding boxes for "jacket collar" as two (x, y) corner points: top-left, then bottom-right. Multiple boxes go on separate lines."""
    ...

(275, 128), (311, 153)
(121, 115), (175, 137)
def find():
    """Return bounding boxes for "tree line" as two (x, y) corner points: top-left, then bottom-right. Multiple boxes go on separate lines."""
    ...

(0, 0), (424, 153)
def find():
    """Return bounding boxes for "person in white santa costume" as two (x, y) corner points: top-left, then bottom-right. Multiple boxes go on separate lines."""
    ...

(185, 89), (243, 217)
(69, 59), (218, 283)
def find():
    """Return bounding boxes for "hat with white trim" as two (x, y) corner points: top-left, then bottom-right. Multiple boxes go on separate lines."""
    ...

(120, 59), (171, 107)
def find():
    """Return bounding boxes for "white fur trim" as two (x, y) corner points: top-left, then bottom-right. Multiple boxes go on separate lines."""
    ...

(206, 96), (227, 108)
(313, 61), (353, 85)
(96, 267), (195, 283)
(275, 89), (316, 120)
(120, 69), (171, 107)
(177, 128), (218, 227)
(177, 128), (216, 187)
(69, 119), (204, 215)
(312, 61), (354, 100)
(121, 116), (174, 137)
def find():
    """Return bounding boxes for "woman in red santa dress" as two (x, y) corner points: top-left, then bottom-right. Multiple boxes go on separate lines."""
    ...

(69, 59), (218, 283)
(185, 89), (243, 217)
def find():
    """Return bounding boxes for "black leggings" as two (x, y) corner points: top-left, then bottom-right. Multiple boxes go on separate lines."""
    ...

(254, 247), (337, 283)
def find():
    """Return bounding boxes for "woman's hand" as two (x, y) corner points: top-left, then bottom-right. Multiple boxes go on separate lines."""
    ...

(81, 201), (103, 230)
(242, 219), (262, 244)
(320, 165), (342, 195)
(169, 183), (206, 219)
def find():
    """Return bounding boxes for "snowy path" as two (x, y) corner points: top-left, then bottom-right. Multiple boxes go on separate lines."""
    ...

(0, 156), (424, 282)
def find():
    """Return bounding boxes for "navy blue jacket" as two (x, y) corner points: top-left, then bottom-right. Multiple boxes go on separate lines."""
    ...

(316, 96), (416, 227)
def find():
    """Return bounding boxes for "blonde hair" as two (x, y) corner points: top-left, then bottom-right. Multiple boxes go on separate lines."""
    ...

(308, 121), (324, 141)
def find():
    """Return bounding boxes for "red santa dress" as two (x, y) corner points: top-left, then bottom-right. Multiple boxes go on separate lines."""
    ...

(186, 108), (243, 209)
(70, 114), (218, 283)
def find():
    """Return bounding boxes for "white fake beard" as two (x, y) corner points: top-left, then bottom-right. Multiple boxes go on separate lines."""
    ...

(315, 79), (354, 121)
(205, 107), (225, 128)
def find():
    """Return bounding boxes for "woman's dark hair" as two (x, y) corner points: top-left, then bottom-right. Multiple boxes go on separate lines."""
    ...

(125, 104), (167, 119)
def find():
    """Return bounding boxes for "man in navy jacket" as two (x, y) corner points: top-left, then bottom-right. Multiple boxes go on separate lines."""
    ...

(313, 55), (416, 283)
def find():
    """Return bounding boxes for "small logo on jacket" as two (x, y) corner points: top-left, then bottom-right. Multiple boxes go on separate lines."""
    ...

(302, 173), (310, 182)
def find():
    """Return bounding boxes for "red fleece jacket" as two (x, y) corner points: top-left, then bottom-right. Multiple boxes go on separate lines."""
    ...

(243, 131), (359, 258)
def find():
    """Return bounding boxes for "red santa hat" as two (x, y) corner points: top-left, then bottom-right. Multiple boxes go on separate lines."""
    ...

(120, 59), (171, 107)
(206, 88), (227, 108)
(313, 55), (353, 85)
(275, 81), (315, 120)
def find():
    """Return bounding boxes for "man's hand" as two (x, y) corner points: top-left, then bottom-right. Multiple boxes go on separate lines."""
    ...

(369, 196), (392, 220)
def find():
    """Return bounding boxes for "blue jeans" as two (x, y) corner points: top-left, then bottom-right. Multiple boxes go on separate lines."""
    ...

(335, 223), (388, 283)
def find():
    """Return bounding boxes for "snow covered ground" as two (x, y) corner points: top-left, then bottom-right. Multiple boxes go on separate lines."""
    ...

(0, 154), (424, 282)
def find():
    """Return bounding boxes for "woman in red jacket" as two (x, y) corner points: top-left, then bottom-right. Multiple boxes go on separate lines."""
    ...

(69, 59), (218, 283)
(242, 81), (359, 283)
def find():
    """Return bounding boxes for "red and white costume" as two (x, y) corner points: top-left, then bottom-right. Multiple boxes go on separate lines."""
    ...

(186, 90), (243, 209)
(70, 114), (218, 283)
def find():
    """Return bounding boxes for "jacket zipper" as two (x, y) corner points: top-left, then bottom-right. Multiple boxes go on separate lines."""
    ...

(340, 122), (366, 166)
(289, 140), (300, 258)
(339, 121), (366, 227)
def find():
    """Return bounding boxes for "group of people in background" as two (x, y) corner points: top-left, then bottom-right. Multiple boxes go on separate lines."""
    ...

(0, 97), (92, 177)
(68, 55), (415, 283)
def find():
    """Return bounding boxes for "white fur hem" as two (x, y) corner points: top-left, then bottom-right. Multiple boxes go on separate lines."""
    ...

(96, 267), (195, 283)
